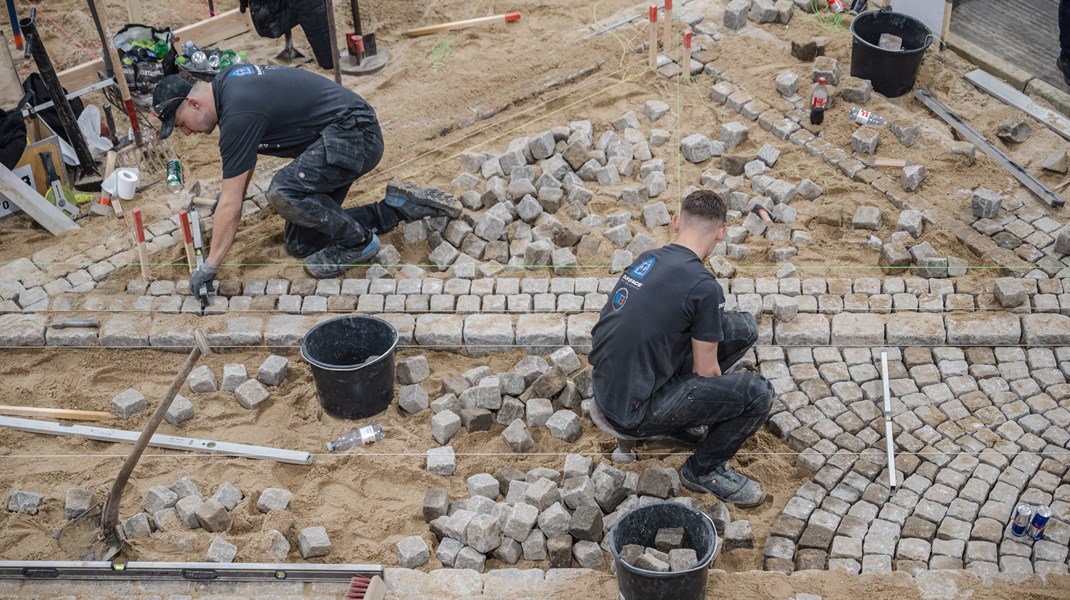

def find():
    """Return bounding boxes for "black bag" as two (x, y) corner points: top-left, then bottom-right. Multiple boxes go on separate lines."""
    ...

(20, 72), (84, 148)
(245, 0), (296, 39)
(0, 108), (28, 170)
(114, 24), (179, 107)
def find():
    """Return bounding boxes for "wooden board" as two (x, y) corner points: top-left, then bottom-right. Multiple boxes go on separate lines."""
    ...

(965, 68), (1070, 143)
(0, 163), (79, 235)
(58, 8), (253, 91)
(0, 416), (313, 465)
(0, 405), (111, 421)
(0, 31), (21, 111)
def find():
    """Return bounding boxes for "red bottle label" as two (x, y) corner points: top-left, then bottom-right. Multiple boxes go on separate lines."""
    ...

(812, 96), (827, 109)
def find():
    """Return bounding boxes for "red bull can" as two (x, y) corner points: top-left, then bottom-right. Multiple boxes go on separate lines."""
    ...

(1028, 506), (1052, 540)
(1011, 504), (1032, 537)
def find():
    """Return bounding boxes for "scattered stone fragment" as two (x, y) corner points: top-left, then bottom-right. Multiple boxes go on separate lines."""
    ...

(901, 164), (926, 192)
(188, 365), (217, 392)
(205, 537), (238, 563)
(643, 100), (670, 122)
(1043, 150), (1068, 174)
(112, 389), (147, 419)
(725, 520), (755, 550)
(547, 534), (573, 568)
(891, 123), (921, 148)
(123, 513), (152, 539)
(397, 535), (430, 568)
(637, 467), (674, 499)
(724, 0), (749, 30)
(812, 56), (840, 85)
(175, 495), (203, 529)
(397, 355), (430, 384)
(841, 77), (871, 103)
(852, 206), (882, 231)
(432, 410), (462, 445)
(194, 499), (232, 533)
(298, 526), (331, 558)
(897, 210), (923, 238)
(721, 122), (749, 149)
(971, 188), (1001, 219)
(212, 482), (242, 510)
(572, 540), (604, 568)
(142, 485), (179, 514)
(851, 128), (879, 154)
(65, 488), (94, 519)
(503, 419), (535, 453)
(996, 119), (1031, 144)
(546, 410), (582, 442)
(776, 71), (799, 97)
(222, 363), (248, 392)
(399, 384), (430, 413)
(257, 488), (293, 513)
(949, 141), (975, 165)
(257, 355), (289, 386)
(8, 490), (42, 514)
(164, 394), (195, 425)
(234, 379), (269, 410)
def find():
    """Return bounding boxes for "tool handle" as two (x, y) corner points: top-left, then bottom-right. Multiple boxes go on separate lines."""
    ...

(52, 319), (101, 329)
(39, 151), (59, 184)
(101, 330), (211, 536)
(99, 9), (142, 146)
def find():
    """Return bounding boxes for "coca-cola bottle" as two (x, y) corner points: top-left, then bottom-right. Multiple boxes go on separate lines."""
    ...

(810, 77), (829, 126)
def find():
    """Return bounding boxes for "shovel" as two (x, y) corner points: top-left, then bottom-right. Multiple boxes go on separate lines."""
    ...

(56, 330), (212, 561)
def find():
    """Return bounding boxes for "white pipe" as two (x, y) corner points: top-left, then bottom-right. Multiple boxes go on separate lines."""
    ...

(881, 351), (897, 488)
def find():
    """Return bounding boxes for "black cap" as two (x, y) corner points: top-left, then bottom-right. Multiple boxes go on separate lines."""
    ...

(152, 74), (194, 140)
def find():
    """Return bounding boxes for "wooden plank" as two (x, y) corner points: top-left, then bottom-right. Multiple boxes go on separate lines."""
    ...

(0, 405), (111, 421)
(915, 89), (1065, 208)
(0, 31), (21, 111)
(0, 416), (314, 465)
(0, 163), (80, 235)
(58, 8), (253, 91)
(965, 68), (1070, 143)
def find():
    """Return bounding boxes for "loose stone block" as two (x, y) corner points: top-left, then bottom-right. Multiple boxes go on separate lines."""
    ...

(194, 498), (232, 532)
(724, 0), (749, 30)
(572, 540), (604, 568)
(205, 536), (238, 563)
(212, 482), (242, 510)
(776, 71), (799, 97)
(891, 123), (921, 148)
(812, 56), (840, 85)
(681, 134), (713, 163)
(142, 485), (179, 514)
(1042, 149), (1068, 174)
(397, 535), (430, 568)
(397, 355), (431, 385)
(569, 505), (604, 542)
(257, 487), (293, 513)
(432, 410), (462, 445)
(221, 363), (248, 392)
(298, 526), (331, 558)
(423, 488), (449, 523)
(467, 513), (503, 554)
(65, 488), (94, 519)
(851, 128), (879, 154)
(187, 365), (217, 392)
(901, 165), (926, 192)
(996, 119), (1031, 144)
(897, 210), (923, 238)
(656, 527), (686, 552)
(399, 384), (430, 413)
(841, 77), (872, 103)
(971, 188), (1001, 219)
(725, 520), (755, 550)
(234, 379), (269, 410)
(546, 410), (582, 442)
(721, 122), (749, 149)
(164, 394), (194, 425)
(112, 389), (146, 419)
(503, 420), (535, 453)
(468, 473), (501, 500)
(853, 206), (882, 231)
(123, 513), (152, 539)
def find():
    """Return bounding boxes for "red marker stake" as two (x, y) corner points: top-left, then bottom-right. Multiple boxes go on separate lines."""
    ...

(179, 210), (196, 274)
(663, 0), (673, 51)
(131, 208), (151, 280)
(682, 29), (692, 77)
(648, 5), (658, 68)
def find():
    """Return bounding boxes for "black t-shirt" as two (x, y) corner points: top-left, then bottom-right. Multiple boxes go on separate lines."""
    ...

(589, 244), (726, 431)
(211, 65), (377, 179)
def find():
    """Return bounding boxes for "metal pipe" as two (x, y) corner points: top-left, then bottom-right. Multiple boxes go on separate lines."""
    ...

(85, 0), (114, 77)
(4, 0), (20, 50)
(349, 0), (362, 36)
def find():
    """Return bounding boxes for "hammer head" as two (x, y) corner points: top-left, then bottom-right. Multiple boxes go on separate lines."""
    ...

(182, 180), (203, 209)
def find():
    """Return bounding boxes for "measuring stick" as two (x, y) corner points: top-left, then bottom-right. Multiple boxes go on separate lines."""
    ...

(880, 351), (897, 489)
(403, 11), (521, 37)
(179, 209), (196, 273)
(131, 207), (150, 280)
(663, 0), (672, 50)
(682, 29), (692, 77)
(648, 5), (658, 68)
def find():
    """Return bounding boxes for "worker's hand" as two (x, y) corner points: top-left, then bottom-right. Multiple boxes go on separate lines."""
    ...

(708, 363), (722, 378)
(189, 263), (219, 296)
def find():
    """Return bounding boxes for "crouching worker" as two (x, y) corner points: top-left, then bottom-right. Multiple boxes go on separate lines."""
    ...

(151, 67), (459, 293)
(589, 190), (774, 507)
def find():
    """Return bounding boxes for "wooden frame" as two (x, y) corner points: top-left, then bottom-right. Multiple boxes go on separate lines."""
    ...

(58, 7), (253, 91)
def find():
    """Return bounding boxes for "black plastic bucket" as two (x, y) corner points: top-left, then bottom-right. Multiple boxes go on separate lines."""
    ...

(300, 315), (398, 419)
(608, 502), (718, 600)
(850, 11), (933, 98)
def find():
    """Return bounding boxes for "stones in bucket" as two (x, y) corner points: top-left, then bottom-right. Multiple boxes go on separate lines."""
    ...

(619, 527), (700, 573)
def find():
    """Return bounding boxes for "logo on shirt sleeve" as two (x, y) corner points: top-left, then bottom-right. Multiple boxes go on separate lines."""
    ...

(228, 66), (255, 77)
(630, 257), (656, 279)
(611, 287), (629, 311)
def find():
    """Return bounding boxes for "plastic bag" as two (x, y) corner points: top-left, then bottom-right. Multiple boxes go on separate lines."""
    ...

(77, 105), (112, 161)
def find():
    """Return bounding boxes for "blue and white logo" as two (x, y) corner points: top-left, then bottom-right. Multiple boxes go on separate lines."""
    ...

(630, 257), (656, 280)
(228, 66), (255, 77)
(611, 287), (629, 311)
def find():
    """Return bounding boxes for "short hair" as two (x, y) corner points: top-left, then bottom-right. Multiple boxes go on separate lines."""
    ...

(680, 190), (727, 226)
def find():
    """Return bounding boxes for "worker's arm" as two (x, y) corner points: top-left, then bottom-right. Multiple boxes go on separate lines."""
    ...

(205, 167), (254, 268)
(692, 339), (721, 378)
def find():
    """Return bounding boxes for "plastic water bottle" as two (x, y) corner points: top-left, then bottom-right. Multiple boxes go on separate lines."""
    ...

(810, 77), (828, 125)
(849, 107), (888, 126)
(183, 40), (200, 57)
(191, 50), (207, 70)
(236, 50), (248, 64)
(326, 424), (385, 451)
(828, 0), (846, 13)
(207, 51), (220, 71)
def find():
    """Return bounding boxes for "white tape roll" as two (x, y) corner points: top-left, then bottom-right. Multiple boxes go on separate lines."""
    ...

(116, 169), (139, 200)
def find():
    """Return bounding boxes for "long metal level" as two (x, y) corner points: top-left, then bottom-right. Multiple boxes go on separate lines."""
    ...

(0, 560), (380, 582)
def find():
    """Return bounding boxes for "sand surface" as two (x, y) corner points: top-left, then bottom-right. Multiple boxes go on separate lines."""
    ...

(1, 1), (1068, 597)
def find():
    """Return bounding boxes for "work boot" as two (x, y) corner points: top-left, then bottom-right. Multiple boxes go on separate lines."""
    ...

(1059, 55), (1070, 87)
(303, 234), (380, 279)
(384, 179), (462, 221)
(680, 461), (766, 508)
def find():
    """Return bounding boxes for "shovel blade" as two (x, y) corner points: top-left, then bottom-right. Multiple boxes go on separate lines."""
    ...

(55, 504), (123, 561)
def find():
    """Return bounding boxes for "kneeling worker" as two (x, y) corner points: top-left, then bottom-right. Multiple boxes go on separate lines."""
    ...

(589, 190), (774, 507)
(152, 66), (459, 293)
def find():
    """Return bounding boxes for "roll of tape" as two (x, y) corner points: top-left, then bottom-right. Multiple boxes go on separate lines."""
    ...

(116, 169), (139, 200)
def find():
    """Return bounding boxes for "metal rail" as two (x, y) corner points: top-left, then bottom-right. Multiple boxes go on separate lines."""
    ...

(0, 560), (380, 582)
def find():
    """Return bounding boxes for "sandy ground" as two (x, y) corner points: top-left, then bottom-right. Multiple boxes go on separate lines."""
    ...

(2, 1), (1069, 598)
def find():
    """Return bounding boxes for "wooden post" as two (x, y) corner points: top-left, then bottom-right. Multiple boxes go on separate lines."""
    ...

(682, 29), (691, 77)
(131, 207), (151, 280)
(179, 209), (196, 273)
(648, 5), (657, 68)
(662, 0), (672, 51)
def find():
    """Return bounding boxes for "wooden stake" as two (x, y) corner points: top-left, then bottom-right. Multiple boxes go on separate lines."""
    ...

(131, 207), (151, 280)
(403, 11), (521, 37)
(682, 28), (691, 77)
(179, 209), (196, 273)
(648, 5), (658, 68)
(662, 0), (672, 51)
(0, 405), (110, 422)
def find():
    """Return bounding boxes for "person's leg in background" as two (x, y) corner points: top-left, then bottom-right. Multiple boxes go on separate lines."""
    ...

(1059, 0), (1070, 85)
